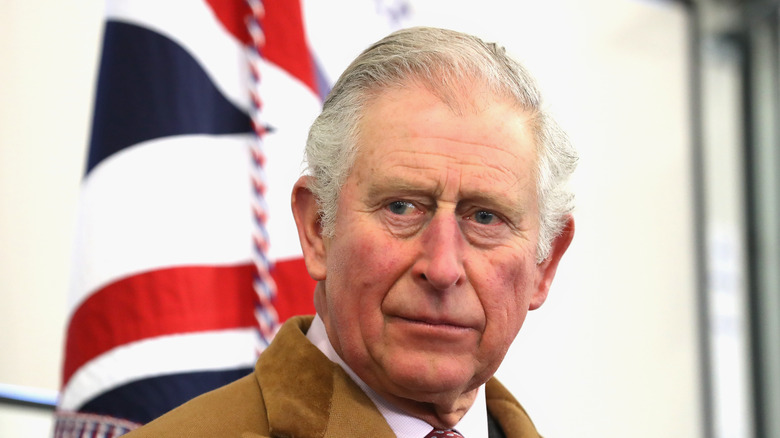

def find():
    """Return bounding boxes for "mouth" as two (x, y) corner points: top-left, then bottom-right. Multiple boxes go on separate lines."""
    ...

(395, 315), (474, 331)
(385, 313), (481, 349)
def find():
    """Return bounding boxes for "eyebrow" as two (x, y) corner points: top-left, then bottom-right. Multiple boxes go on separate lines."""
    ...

(366, 177), (430, 198)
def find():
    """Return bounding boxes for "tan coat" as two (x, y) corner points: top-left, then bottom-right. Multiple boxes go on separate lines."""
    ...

(125, 316), (541, 437)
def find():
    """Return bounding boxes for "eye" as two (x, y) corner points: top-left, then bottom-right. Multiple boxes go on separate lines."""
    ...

(387, 200), (415, 215)
(471, 210), (502, 225)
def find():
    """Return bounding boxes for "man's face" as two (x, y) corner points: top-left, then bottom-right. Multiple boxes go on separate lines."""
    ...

(294, 82), (572, 411)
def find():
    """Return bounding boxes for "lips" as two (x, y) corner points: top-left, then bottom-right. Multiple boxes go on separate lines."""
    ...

(381, 294), (485, 333)
(393, 314), (477, 331)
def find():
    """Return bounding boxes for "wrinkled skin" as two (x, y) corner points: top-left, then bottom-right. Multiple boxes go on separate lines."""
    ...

(292, 83), (574, 428)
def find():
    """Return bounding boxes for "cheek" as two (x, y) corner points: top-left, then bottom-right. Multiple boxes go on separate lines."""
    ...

(479, 254), (536, 329)
(326, 226), (400, 307)
(324, 227), (408, 354)
(471, 256), (534, 380)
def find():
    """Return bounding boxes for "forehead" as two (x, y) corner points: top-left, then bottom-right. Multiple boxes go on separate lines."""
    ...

(352, 84), (538, 198)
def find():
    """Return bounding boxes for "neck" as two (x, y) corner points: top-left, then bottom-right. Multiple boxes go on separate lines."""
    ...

(305, 313), (482, 430)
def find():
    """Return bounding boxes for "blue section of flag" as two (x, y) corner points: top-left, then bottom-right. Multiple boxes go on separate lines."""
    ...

(78, 368), (253, 424)
(86, 20), (252, 175)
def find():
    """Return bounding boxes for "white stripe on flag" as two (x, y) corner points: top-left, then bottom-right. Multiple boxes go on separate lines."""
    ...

(70, 134), (254, 311)
(106, 0), (251, 113)
(257, 59), (322, 262)
(59, 328), (258, 410)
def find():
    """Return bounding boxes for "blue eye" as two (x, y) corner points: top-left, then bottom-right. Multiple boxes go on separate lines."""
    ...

(473, 211), (497, 225)
(388, 201), (413, 215)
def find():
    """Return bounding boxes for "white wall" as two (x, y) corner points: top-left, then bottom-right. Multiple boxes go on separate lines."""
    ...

(0, 1), (702, 436)
(0, 1), (103, 435)
(491, 3), (702, 436)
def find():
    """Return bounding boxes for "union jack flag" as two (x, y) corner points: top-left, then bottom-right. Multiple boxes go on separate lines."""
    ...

(54, 0), (330, 434)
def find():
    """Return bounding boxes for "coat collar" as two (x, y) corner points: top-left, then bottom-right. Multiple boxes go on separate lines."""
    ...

(255, 316), (396, 437)
(254, 315), (540, 438)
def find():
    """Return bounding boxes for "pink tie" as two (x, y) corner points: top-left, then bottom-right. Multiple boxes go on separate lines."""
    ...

(424, 429), (464, 438)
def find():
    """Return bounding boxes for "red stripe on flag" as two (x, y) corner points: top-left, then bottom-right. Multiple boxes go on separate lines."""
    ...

(272, 257), (316, 321)
(62, 259), (316, 387)
(261, 0), (319, 95)
(62, 265), (257, 387)
(205, 0), (320, 96)
(204, 0), (251, 43)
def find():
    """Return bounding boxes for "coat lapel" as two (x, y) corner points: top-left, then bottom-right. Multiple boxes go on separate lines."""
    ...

(256, 316), (394, 438)
(485, 379), (542, 438)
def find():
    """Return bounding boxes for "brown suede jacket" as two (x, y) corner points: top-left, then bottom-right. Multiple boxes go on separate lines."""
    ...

(124, 316), (542, 437)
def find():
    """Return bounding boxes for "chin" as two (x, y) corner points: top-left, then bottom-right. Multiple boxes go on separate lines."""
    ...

(383, 358), (480, 399)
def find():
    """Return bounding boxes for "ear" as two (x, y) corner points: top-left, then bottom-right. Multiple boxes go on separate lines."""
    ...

(530, 215), (575, 310)
(291, 176), (328, 281)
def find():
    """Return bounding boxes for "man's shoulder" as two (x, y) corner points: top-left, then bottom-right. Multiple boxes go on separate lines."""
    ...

(123, 371), (268, 438)
(122, 317), (316, 438)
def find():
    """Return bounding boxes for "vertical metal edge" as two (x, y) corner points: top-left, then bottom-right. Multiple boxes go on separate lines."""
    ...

(686, 3), (715, 438)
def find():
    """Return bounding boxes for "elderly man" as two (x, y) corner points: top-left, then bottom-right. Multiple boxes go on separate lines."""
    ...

(126, 26), (576, 438)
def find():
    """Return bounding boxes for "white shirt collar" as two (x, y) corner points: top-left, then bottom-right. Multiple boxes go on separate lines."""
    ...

(306, 314), (487, 438)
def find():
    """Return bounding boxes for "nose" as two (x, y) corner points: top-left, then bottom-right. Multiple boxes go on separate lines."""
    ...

(413, 213), (465, 290)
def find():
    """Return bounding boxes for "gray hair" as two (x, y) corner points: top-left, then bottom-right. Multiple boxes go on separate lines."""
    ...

(304, 26), (577, 262)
